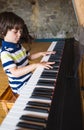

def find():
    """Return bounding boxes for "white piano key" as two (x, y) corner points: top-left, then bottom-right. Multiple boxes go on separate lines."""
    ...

(0, 100), (49, 129)
(20, 82), (55, 95)
(13, 89), (52, 104)
(0, 108), (49, 129)
(12, 95), (52, 108)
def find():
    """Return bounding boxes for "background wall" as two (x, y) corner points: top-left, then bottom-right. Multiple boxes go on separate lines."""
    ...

(0, 0), (78, 39)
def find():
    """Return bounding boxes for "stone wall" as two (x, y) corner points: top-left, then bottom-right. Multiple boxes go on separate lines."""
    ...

(0, 0), (78, 39)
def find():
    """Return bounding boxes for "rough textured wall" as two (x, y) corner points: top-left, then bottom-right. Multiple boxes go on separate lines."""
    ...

(0, 0), (78, 38)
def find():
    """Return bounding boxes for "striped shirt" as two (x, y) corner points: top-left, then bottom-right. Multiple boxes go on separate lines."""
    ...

(1, 41), (32, 94)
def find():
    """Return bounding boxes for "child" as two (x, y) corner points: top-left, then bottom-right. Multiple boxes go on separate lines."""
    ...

(0, 11), (55, 95)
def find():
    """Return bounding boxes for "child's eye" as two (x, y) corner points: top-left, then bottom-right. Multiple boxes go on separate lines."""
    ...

(12, 30), (17, 33)
(12, 29), (22, 34)
(19, 29), (23, 34)
(14, 31), (17, 33)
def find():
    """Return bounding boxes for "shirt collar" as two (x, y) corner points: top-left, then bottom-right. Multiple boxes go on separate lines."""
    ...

(2, 40), (20, 50)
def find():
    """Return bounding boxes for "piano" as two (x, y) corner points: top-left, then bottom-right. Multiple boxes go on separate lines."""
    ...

(0, 38), (83, 130)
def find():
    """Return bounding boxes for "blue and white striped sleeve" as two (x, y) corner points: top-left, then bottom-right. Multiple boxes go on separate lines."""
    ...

(1, 51), (16, 70)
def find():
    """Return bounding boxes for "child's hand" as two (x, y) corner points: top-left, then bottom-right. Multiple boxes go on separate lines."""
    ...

(38, 61), (55, 69)
(41, 51), (56, 56)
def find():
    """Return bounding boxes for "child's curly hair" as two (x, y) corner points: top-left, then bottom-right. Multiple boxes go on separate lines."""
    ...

(0, 11), (34, 43)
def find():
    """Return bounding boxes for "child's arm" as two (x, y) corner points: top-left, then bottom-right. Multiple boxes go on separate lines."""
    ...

(9, 61), (55, 77)
(29, 51), (56, 60)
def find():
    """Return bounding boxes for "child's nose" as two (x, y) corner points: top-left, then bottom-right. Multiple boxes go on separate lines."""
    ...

(18, 31), (21, 37)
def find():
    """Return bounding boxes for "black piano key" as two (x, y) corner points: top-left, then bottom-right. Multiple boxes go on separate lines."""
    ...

(54, 47), (63, 52)
(37, 79), (55, 86)
(49, 60), (60, 64)
(27, 101), (51, 107)
(49, 57), (61, 61)
(50, 52), (61, 57)
(33, 89), (53, 96)
(49, 55), (61, 60)
(46, 61), (60, 69)
(30, 94), (51, 100)
(44, 66), (59, 71)
(54, 61), (60, 66)
(33, 91), (53, 96)
(40, 75), (56, 79)
(34, 88), (53, 93)
(53, 62), (60, 66)
(40, 71), (57, 79)
(20, 115), (47, 123)
(41, 71), (57, 75)
(17, 122), (45, 130)
(24, 106), (49, 113)
(34, 87), (53, 93)
(56, 40), (64, 46)
(53, 65), (60, 70)
(51, 52), (61, 56)
(32, 92), (53, 97)
(31, 93), (52, 99)
(56, 48), (63, 52)
(53, 47), (64, 51)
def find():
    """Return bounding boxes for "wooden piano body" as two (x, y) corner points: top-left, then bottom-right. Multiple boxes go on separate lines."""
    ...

(0, 38), (83, 130)
(46, 38), (83, 130)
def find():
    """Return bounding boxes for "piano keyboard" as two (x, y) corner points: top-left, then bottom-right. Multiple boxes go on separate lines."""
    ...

(0, 40), (65, 130)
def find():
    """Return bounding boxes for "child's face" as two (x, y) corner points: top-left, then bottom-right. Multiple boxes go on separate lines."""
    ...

(4, 28), (22, 43)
